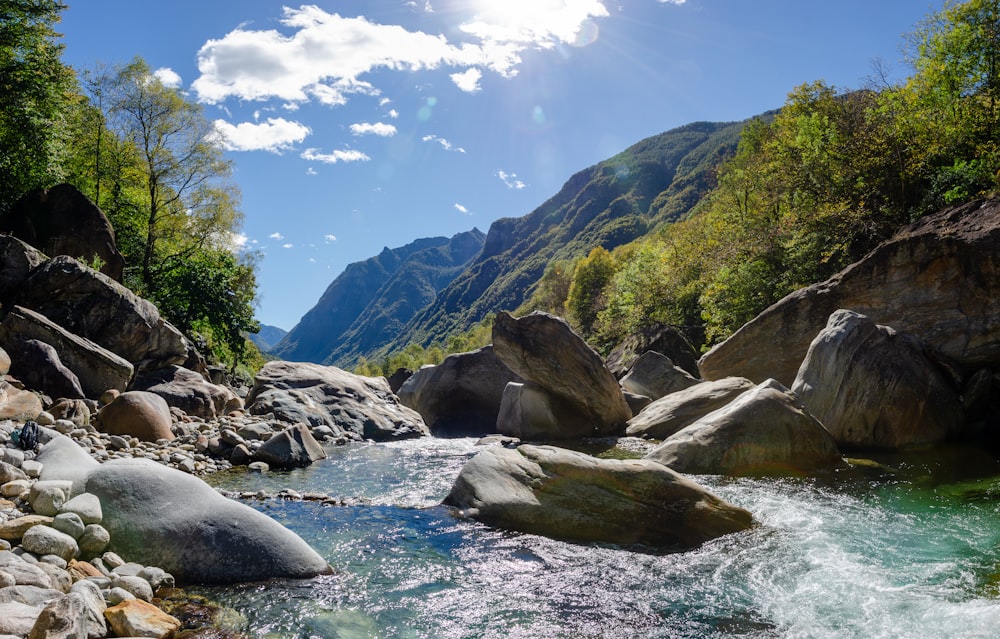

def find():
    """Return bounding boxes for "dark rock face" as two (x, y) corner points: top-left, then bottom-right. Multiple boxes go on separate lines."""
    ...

(6, 338), (85, 400)
(699, 199), (1000, 386)
(606, 323), (701, 378)
(2, 184), (125, 281)
(0, 235), (46, 304)
(397, 346), (522, 437)
(253, 424), (326, 468)
(791, 310), (964, 450)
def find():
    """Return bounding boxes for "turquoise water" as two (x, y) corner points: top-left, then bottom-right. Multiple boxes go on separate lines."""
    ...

(198, 439), (1000, 638)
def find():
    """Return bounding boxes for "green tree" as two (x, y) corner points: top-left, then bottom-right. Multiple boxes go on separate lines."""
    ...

(566, 247), (616, 337)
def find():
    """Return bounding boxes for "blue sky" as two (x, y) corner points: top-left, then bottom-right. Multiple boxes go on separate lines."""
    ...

(58, 1), (939, 331)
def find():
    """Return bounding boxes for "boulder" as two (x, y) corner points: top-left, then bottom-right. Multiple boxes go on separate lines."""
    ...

(252, 424), (327, 469)
(619, 351), (699, 400)
(36, 437), (98, 496)
(496, 381), (596, 440)
(644, 379), (845, 476)
(492, 312), (631, 436)
(12, 256), (188, 371)
(83, 457), (332, 583)
(246, 361), (428, 441)
(69, 580), (106, 639)
(21, 526), (78, 563)
(3, 183), (125, 281)
(0, 380), (42, 422)
(60, 493), (102, 526)
(0, 515), (52, 542)
(0, 306), (133, 398)
(626, 377), (756, 440)
(791, 310), (964, 450)
(0, 601), (40, 637)
(397, 346), (523, 436)
(0, 346), (10, 376)
(131, 365), (243, 419)
(606, 322), (701, 378)
(0, 235), (47, 303)
(6, 339), (85, 400)
(95, 391), (173, 442)
(699, 199), (1000, 386)
(443, 444), (753, 550)
(103, 599), (180, 639)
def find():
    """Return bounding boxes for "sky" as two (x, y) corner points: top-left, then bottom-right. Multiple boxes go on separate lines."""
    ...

(57, 0), (940, 331)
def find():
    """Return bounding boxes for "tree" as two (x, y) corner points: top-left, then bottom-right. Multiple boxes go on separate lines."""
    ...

(0, 0), (73, 212)
(566, 246), (616, 337)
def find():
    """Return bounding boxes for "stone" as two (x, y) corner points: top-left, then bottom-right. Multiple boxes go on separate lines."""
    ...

(0, 551), (52, 588)
(397, 346), (523, 437)
(0, 461), (27, 484)
(27, 592), (88, 639)
(81, 458), (332, 584)
(103, 599), (181, 639)
(65, 560), (101, 582)
(623, 391), (653, 417)
(95, 391), (174, 442)
(246, 360), (428, 441)
(236, 422), (272, 441)
(0, 584), (62, 606)
(791, 310), (964, 450)
(110, 575), (153, 602)
(444, 444), (753, 550)
(20, 460), (42, 479)
(492, 312), (631, 436)
(0, 515), (53, 541)
(644, 379), (845, 476)
(6, 339), (86, 400)
(22, 526), (79, 562)
(619, 351), (700, 400)
(60, 494), (102, 525)
(0, 380), (42, 422)
(0, 571), (13, 588)
(136, 566), (173, 591)
(699, 198), (1000, 386)
(69, 580), (106, 639)
(51, 513), (85, 540)
(252, 423), (327, 469)
(33, 562), (70, 594)
(131, 365), (243, 420)
(0, 601), (42, 636)
(105, 587), (134, 606)
(606, 322), (701, 379)
(0, 235), (47, 303)
(626, 377), (756, 440)
(29, 483), (67, 517)
(496, 381), (597, 440)
(47, 400), (90, 429)
(35, 437), (98, 495)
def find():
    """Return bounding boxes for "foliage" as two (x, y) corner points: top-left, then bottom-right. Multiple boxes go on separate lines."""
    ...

(565, 247), (616, 336)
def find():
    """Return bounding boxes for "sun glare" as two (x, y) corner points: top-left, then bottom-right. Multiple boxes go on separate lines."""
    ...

(463, 0), (605, 47)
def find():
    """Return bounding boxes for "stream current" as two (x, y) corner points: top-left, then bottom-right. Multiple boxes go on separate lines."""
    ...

(195, 438), (1000, 638)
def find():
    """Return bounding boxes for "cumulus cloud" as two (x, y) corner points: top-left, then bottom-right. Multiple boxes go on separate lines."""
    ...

(498, 170), (527, 189)
(154, 67), (182, 88)
(454, 203), (469, 214)
(213, 117), (311, 152)
(659, 0), (686, 4)
(460, 1), (609, 49)
(450, 67), (483, 93)
(301, 147), (371, 164)
(350, 122), (397, 136)
(422, 135), (466, 153)
(269, 232), (284, 240)
(388, 108), (399, 119)
(325, 234), (337, 242)
(282, 243), (294, 249)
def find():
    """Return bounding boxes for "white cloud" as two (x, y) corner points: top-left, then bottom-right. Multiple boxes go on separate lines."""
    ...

(422, 135), (466, 153)
(498, 170), (527, 189)
(658, 0), (686, 4)
(306, 167), (318, 175)
(154, 67), (182, 88)
(282, 243), (294, 249)
(450, 68), (482, 93)
(454, 203), (469, 214)
(269, 232), (284, 240)
(213, 117), (311, 152)
(350, 122), (397, 136)
(325, 234), (337, 242)
(460, 1), (609, 49)
(301, 147), (371, 164)
(388, 108), (399, 119)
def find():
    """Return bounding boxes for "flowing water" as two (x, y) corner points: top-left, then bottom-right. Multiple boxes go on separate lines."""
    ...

(196, 438), (1000, 639)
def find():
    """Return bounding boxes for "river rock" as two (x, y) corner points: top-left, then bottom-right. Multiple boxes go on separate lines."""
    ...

(397, 346), (523, 437)
(26, 591), (88, 639)
(0, 462), (27, 485)
(103, 599), (181, 638)
(110, 575), (153, 602)
(0, 516), (53, 542)
(252, 423), (326, 469)
(0, 601), (40, 636)
(60, 493), (101, 526)
(606, 322), (701, 378)
(47, 400), (90, 429)
(77, 525), (110, 558)
(6, 338), (86, 400)
(246, 360), (428, 441)
(0, 306), (133, 398)
(0, 235), (47, 302)
(0, 380), (42, 422)
(619, 351), (699, 400)
(495, 381), (597, 440)
(69, 580), (106, 639)
(36, 437), (98, 495)
(644, 379), (845, 476)
(626, 377), (756, 440)
(22, 525), (78, 562)
(492, 312), (631, 436)
(699, 198), (1000, 386)
(29, 483), (67, 517)
(444, 444), (753, 549)
(82, 457), (332, 583)
(95, 391), (173, 442)
(791, 310), (964, 450)
(51, 513), (85, 541)
(131, 365), (243, 419)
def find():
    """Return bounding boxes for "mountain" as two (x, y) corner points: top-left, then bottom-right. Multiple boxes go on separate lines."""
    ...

(249, 324), (287, 352)
(272, 229), (486, 366)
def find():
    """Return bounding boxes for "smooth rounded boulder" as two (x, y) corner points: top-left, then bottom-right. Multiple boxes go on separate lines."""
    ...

(95, 391), (173, 442)
(252, 423), (327, 469)
(626, 377), (755, 440)
(619, 351), (699, 400)
(444, 444), (753, 550)
(131, 365), (243, 419)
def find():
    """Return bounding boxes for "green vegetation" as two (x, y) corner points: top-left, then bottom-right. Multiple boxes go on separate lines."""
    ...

(0, 2), (260, 371)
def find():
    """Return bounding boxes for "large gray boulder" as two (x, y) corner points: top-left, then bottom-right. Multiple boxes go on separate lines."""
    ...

(606, 322), (701, 378)
(131, 365), (243, 419)
(492, 312), (631, 437)
(246, 360), (428, 441)
(619, 351), (699, 400)
(36, 436), (99, 496)
(699, 199), (1000, 386)
(791, 310), (964, 450)
(397, 346), (522, 437)
(82, 457), (332, 584)
(444, 444), (753, 550)
(6, 338), (85, 400)
(495, 381), (597, 440)
(626, 377), (756, 440)
(644, 379), (845, 476)
(0, 235), (46, 303)
(253, 423), (327, 468)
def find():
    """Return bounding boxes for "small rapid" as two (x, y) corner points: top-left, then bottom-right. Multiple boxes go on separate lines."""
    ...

(197, 440), (1000, 638)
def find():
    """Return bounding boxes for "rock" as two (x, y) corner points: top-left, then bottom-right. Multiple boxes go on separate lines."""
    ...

(33, 561), (69, 594)
(606, 322), (701, 378)
(619, 351), (700, 400)
(131, 365), (243, 420)
(0, 585), (63, 606)
(0, 347), (8, 376)
(3, 183), (126, 281)
(699, 199), (1000, 386)
(35, 437), (98, 495)
(236, 422), (272, 441)
(103, 599), (181, 638)
(0, 601), (41, 637)
(29, 484), (66, 517)
(95, 391), (174, 442)
(0, 515), (53, 541)
(12, 256), (189, 371)
(0, 380), (42, 422)
(252, 424), (326, 469)
(791, 310), (964, 450)
(22, 526), (79, 562)
(69, 580), (106, 639)
(82, 457), (332, 584)
(0, 306), (133, 398)
(386, 367), (413, 394)
(623, 391), (653, 417)
(105, 587), (134, 606)
(76, 526), (109, 558)
(644, 379), (845, 476)
(51, 513), (85, 540)
(47, 400), (90, 429)
(496, 381), (597, 440)
(0, 552), (51, 587)
(27, 591), (88, 639)
(0, 462), (28, 484)
(626, 377), (756, 440)
(6, 339), (86, 400)
(110, 575), (153, 602)
(0, 235), (47, 303)
(492, 312), (631, 436)
(397, 346), (523, 437)
(246, 361), (428, 441)
(59, 494), (101, 526)
(444, 444), (752, 549)
(1, 479), (30, 499)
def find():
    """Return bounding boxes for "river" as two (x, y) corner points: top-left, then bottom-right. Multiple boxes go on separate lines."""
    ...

(195, 438), (1000, 638)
